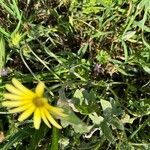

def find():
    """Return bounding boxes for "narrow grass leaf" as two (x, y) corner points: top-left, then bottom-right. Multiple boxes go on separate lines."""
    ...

(0, 36), (5, 70)
(1, 128), (32, 150)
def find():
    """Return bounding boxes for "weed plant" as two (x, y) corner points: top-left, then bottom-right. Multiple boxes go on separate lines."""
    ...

(0, 0), (150, 149)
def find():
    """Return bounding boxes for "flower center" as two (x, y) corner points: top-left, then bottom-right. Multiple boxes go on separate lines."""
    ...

(32, 97), (44, 107)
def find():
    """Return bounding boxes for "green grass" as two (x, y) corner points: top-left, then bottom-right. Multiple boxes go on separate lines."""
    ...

(0, 0), (150, 149)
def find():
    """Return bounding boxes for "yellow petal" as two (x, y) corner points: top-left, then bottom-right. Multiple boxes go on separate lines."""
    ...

(40, 107), (51, 128)
(4, 93), (31, 101)
(46, 104), (67, 117)
(12, 78), (35, 96)
(2, 100), (31, 108)
(5, 84), (25, 96)
(33, 108), (41, 129)
(44, 108), (62, 129)
(8, 103), (33, 113)
(18, 106), (35, 121)
(35, 82), (45, 97)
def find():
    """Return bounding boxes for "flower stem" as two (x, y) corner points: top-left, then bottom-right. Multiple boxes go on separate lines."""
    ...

(50, 126), (59, 150)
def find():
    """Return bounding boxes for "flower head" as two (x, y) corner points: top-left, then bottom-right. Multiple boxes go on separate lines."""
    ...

(2, 78), (66, 129)
(11, 32), (23, 47)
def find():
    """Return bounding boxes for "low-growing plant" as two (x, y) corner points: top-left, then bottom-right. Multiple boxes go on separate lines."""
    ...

(0, 0), (150, 149)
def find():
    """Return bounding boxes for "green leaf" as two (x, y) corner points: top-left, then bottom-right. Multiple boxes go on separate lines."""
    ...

(1, 127), (32, 150)
(117, 67), (133, 76)
(61, 109), (92, 133)
(121, 114), (136, 124)
(0, 36), (5, 70)
(0, 27), (10, 37)
(58, 98), (92, 134)
(122, 31), (136, 41)
(73, 89), (84, 105)
(73, 89), (98, 114)
(141, 64), (150, 74)
(100, 121), (115, 144)
(110, 116), (124, 131)
(100, 99), (112, 111)
(89, 113), (104, 125)
(96, 50), (111, 64)
(78, 43), (88, 57)
(28, 125), (48, 150)
(134, 21), (150, 32)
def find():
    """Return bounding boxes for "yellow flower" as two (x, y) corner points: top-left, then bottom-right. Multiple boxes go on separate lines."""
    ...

(11, 32), (23, 46)
(2, 78), (66, 129)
